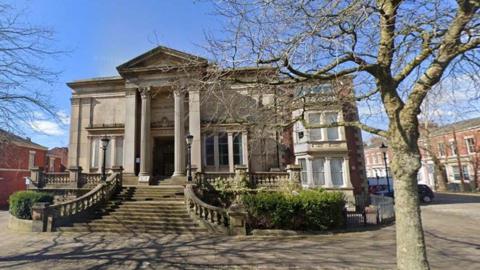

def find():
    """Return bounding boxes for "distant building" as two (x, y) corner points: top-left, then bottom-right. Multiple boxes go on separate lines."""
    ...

(364, 138), (391, 179)
(0, 130), (64, 206)
(48, 147), (69, 172)
(418, 117), (480, 190)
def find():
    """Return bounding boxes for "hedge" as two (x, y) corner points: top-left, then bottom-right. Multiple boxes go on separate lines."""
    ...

(242, 189), (345, 231)
(9, 191), (54, 220)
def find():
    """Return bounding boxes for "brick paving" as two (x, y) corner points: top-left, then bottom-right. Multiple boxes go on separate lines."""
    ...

(0, 193), (479, 269)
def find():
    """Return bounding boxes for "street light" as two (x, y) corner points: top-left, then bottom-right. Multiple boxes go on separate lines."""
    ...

(379, 142), (391, 193)
(186, 134), (194, 182)
(100, 136), (110, 182)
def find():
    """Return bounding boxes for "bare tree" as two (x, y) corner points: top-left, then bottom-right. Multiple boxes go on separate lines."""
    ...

(0, 4), (61, 137)
(205, 0), (480, 269)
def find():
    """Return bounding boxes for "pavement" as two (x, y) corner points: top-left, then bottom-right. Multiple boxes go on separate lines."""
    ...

(0, 193), (478, 270)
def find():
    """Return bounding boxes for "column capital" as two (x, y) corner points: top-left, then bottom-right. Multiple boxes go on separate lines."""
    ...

(139, 86), (151, 99)
(173, 89), (186, 97)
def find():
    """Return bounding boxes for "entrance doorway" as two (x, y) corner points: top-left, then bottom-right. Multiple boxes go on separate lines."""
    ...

(153, 137), (174, 178)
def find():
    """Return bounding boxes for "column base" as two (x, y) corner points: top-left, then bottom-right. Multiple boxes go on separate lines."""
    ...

(138, 175), (151, 185)
(172, 172), (185, 177)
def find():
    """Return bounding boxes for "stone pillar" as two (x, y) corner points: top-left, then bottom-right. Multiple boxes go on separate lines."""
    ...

(68, 98), (81, 167)
(138, 87), (151, 184)
(234, 165), (249, 188)
(188, 90), (202, 172)
(228, 209), (247, 235)
(123, 88), (137, 175)
(32, 202), (50, 232)
(30, 167), (44, 188)
(110, 136), (117, 167)
(111, 165), (124, 186)
(287, 164), (302, 186)
(228, 132), (234, 173)
(344, 156), (351, 188)
(69, 166), (83, 188)
(173, 90), (186, 177)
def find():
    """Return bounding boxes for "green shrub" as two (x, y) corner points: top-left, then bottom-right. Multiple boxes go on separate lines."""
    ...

(242, 189), (345, 231)
(8, 191), (54, 220)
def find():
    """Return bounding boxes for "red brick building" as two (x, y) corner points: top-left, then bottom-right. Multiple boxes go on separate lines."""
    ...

(0, 130), (64, 206)
(418, 117), (480, 190)
(47, 147), (69, 172)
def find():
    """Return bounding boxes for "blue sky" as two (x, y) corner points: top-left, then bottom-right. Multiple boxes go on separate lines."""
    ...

(11, 0), (220, 148)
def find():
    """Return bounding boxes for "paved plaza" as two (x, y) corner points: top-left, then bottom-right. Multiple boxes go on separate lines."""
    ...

(0, 193), (479, 270)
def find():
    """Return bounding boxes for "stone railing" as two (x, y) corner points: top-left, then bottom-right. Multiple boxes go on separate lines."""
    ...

(31, 168), (123, 232)
(29, 166), (118, 189)
(194, 165), (300, 189)
(184, 184), (231, 234)
(184, 184), (248, 235)
(250, 172), (289, 188)
(43, 172), (71, 186)
(195, 172), (235, 185)
(79, 173), (103, 187)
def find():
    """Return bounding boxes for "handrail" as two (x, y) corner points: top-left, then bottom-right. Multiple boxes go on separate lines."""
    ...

(46, 172), (121, 229)
(184, 184), (229, 232)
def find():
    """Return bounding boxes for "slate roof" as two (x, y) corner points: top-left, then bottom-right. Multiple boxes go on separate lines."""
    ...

(429, 117), (480, 136)
(0, 129), (48, 150)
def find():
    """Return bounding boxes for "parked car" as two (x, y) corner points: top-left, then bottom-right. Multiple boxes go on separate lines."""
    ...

(369, 184), (435, 203)
(418, 184), (435, 203)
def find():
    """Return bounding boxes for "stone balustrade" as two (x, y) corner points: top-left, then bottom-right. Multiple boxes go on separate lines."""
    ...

(29, 166), (116, 189)
(194, 164), (301, 189)
(31, 168), (123, 232)
(184, 184), (231, 234)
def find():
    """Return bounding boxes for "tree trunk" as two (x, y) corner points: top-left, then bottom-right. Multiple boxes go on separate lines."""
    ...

(432, 155), (448, 192)
(389, 126), (430, 270)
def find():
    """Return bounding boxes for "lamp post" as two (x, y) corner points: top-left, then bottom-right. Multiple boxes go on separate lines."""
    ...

(379, 143), (391, 193)
(186, 134), (193, 182)
(100, 136), (110, 182)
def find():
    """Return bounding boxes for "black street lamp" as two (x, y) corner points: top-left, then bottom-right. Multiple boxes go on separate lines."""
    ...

(100, 136), (110, 182)
(379, 143), (391, 193)
(186, 134), (194, 182)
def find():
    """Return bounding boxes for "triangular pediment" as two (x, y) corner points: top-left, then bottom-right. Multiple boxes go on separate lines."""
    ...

(116, 45), (208, 73)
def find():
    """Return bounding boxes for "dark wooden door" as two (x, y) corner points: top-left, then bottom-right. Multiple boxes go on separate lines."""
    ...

(153, 137), (174, 177)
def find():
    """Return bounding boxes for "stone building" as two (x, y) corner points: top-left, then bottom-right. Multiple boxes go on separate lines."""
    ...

(67, 46), (367, 195)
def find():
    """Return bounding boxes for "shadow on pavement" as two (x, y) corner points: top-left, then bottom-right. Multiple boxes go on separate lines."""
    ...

(430, 193), (480, 205)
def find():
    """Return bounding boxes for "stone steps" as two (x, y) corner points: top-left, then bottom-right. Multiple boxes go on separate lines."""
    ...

(56, 185), (205, 235)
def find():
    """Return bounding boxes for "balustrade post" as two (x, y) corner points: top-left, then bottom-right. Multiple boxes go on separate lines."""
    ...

(111, 166), (124, 189)
(287, 164), (302, 189)
(234, 165), (249, 188)
(30, 167), (44, 189)
(32, 202), (50, 232)
(227, 208), (247, 235)
(69, 166), (83, 188)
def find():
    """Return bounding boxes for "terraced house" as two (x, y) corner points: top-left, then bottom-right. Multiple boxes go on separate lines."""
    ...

(67, 45), (366, 192)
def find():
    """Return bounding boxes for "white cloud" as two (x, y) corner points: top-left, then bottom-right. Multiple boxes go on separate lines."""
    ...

(30, 120), (65, 136)
(57, 111), (70, 125)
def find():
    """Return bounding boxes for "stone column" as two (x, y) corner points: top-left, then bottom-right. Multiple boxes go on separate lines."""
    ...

(69, 166), (82, 188)
(138, 87), (151, 184)
(68, 98), (81, 167)
(228, 132), (234, 172)
(287, 164), (302, 189)
(173, 90), (186, 177)
(188, 90), (202, 172)
(344, 157), (351, 187)
(123, 88), (137, 175)
(110, 136), (117, 167)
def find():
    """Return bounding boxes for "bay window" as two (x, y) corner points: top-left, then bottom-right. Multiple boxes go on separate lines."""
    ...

(312, 158), (325, 186)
